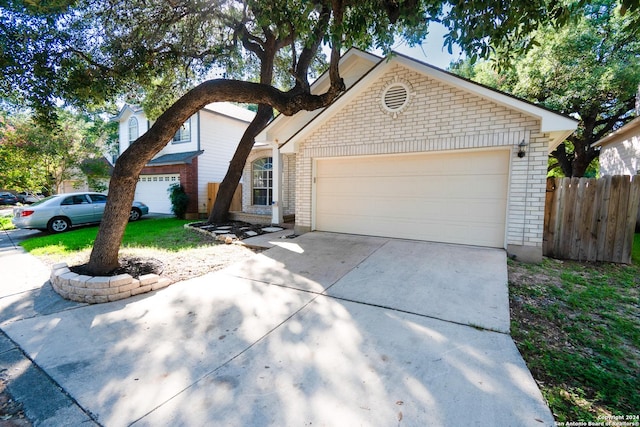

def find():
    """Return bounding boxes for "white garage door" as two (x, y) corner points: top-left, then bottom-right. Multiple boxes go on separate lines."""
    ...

(135, 174), (180, 214)
(315, 150), (509, 248)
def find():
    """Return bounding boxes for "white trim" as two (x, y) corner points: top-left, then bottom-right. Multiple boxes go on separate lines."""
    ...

(259, 48), (383, 149)
(311, 158), (318, 231)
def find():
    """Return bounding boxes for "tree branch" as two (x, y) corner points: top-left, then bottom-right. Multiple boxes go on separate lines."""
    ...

(294, 3), (332, 90)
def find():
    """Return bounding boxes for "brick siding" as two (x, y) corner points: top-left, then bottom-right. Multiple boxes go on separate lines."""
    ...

(140, 158), (199, 215)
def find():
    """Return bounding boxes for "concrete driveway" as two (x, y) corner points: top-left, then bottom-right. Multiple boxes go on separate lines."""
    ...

(0, 232), (554, 426)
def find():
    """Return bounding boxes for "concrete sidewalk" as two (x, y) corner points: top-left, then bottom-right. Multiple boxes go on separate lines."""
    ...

(0, 232), (555, 426)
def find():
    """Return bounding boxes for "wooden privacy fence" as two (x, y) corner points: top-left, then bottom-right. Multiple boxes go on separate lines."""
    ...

(207, 183), (242, 214)
(544, 175), (640, 263)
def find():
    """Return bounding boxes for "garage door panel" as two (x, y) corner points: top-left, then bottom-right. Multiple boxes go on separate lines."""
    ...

(135, 174), (180, 214)
(315, 150), (509, 248)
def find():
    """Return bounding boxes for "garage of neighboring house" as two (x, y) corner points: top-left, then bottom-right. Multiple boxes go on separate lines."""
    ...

(134, 174), (181, 214)
(136, 151), (202, 214)
(268, 50), (578, 262)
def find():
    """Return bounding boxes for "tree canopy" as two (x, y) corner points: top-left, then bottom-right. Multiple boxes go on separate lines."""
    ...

(1, 0), (579, 118)
(0, 109), (116, 193)
(451, 0), (640, 177)
(2, 0), (631, 274)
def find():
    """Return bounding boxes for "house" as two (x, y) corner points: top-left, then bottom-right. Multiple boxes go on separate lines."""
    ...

(249, 49), (577, 262)
(593, 116), (640, 231)
(593, 116), (640, 176)
(234, 50), (383, 225)
(114, 103), (255, 217)
(58, 157), (114, 194)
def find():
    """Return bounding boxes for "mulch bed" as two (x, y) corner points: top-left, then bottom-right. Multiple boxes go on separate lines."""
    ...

(70, 256), (164, 279)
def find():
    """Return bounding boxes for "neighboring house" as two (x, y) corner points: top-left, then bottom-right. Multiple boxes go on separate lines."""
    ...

(252, 49), (577, 262)
(114, 103), (255, 216)
(593, 116), (640, 176)
(593, 116), (640, 231)
(59, 157), (114, 194)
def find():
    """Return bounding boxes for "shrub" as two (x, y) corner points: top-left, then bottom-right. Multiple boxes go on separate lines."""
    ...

(168, 184), (189, 219)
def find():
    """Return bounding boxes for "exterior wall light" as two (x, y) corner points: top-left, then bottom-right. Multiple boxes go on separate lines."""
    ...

(518, 140), (528, 158)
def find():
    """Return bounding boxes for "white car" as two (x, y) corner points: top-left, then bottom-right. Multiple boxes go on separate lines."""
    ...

(16, 192), (44, 204)
(12, 192), (149, 233)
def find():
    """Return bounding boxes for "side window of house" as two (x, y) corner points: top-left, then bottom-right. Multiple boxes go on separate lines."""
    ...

(128, 117), (138, 143)
(172, 117), (191, 143)
(252, 157), (273, 206)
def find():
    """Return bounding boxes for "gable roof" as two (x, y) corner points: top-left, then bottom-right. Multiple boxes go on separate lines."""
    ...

(113, 102), (255, 123)
(592, 116), (640, 147)
(202, 102), (256, 123)
(274, 51), (577, 154)
(112, 104), (143, 122)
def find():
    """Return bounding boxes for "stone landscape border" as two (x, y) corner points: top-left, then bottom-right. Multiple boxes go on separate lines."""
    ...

(48, 222), (285, 304)
(50, 262), (172, 304)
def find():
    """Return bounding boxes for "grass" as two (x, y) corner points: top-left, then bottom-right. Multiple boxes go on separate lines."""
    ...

(20, 218), (210, 256)
(633, 232), (640, 265)
(0, 215), (14, 231)
(508, 233), (640, 423)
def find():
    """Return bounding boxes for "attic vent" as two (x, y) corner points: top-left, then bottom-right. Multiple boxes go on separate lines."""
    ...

(380, 79), (412, 118)
(384, 85), (408, 109)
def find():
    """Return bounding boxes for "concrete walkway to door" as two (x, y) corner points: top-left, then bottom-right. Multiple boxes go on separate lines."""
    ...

(0, 232), (554, 426)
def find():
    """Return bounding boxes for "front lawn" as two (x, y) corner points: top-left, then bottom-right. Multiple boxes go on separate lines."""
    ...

(20, 218), (209, 256)
(508, 233), (640, 423)
(19, 218), (258, 283)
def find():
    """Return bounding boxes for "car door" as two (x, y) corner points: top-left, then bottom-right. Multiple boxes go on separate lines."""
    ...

(60, 194), (94, 224)
(88, 194), (108, 221)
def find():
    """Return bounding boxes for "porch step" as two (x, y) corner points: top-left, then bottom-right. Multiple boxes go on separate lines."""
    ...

(229, 211), (295, 226)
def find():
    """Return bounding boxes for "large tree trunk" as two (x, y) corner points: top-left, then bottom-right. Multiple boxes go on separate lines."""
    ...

(208, 105), (274, 223)
(551, 138), (600, 177)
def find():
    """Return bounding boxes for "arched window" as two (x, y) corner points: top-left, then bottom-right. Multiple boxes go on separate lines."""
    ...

(128, 117), (138, 143)
(252, 157), (273, 205)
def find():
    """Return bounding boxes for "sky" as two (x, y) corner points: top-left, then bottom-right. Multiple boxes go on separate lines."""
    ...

(378, 22), (465, 70)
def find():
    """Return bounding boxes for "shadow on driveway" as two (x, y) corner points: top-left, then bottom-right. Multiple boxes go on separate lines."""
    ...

(0, 232), (554, 426)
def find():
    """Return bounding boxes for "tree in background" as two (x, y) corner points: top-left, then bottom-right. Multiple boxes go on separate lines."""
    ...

(1, 0), (601, 274)
(0, 109), (116, 193)
(451, 0), (640, 177)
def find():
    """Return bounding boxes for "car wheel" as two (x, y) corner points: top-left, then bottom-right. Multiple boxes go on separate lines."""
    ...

(129, 208), (141, 221)
(47, 217), (70, 233)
